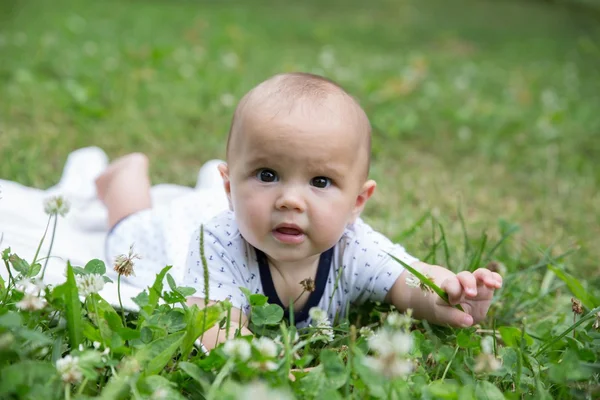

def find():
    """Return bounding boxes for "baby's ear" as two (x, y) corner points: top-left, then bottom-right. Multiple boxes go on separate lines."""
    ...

(217, 163), (234, 211)
(350, 180), (376, 223)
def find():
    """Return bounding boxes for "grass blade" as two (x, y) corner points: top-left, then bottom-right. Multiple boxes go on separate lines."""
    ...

(53, 262), (83, 349)
(387, 253), (464, 312)
(437, 221), (452, 271)
(534, 305), (600, 357)
(396, 211), (431, 241)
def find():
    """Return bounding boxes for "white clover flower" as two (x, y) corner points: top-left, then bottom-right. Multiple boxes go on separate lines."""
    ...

(249, 360), (278, 372)
(0, 333), (15, 349)
(405, 273), (420, 288)
(15, 278), (46, 297)
(308, 307), (328, 325)
(311, 321), (334, 343)
(240, 381), (293, 400)
(56, 355), (83, 384)
(118, 357), (141, 375)
(359, 326), (374, 338)
(223, 338), (251, 361)
(386, 311), (413, 331)
(368, 330), (412, 357)
(43, 195), (70, 217)
(252, 337), (278, 358)
(474, 353), (502, 374)
(481, 336), (494, 355)
(75, 273), (105, 296)
(363, 355), (413, 378)
(113, 244), (140, 277)
(150, 387), (169, 400)
(16, 293), (47, 311)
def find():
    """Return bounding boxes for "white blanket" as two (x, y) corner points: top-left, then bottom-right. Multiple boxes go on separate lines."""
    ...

(0, 147), (226, 309)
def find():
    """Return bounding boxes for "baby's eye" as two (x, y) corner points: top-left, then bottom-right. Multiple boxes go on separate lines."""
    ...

(310, 176), (331, 188)
(256, 168), (278, 183)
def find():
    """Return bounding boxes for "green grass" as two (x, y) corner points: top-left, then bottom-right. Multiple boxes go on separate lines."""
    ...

(1, 0), (599, 281)
(2, 2), (599, 396)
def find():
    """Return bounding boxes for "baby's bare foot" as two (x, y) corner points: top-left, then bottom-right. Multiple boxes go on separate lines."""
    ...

(95, 153), (149, 202)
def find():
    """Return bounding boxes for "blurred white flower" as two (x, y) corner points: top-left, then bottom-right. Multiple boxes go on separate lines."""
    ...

(16, 294), (47, 311)
(220, 93), (236, 108)
(252, 337), (278, 358)
(453, 75), (469, 91)
(93, 341), (101, 349)
(541, 88), (561, 111)
(481, 336), (494, 355)
(15, 278), (46, 297)
(364, 327), (414, 378)
(221, 52), (239, 69)
(386, 310), (413, 331)
(309, 307), (328, 325)
(474, 353), (501, 374)
(319, 47), (335, 69)
(150, 388), (169, 400)
(239, 381), (293, 400)
(249, 360), (278, 372)
(56, 355), (83, 384)
(309, 307), (334, 342)
(363, 355), (413, 378)
(223, 338), (251, 361)
(458, 126), (472, 141)
(43, 195), (70, 217)
(75, 273), (105, 297)
(592, 312), (600, 330)
(312, 322), (334, 343)
(359, 326), (374, 338)
(368, 330), (412, 357)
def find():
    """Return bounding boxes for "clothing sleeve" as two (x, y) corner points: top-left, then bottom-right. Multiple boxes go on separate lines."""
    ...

(344, 219), (419, 304)
(183, 226), (249, 311)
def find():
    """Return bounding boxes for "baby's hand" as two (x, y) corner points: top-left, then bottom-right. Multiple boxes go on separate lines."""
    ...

(438, 268), (503, 327)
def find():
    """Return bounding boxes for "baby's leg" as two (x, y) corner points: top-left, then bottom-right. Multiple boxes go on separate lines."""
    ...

(95, 153), (152, 229)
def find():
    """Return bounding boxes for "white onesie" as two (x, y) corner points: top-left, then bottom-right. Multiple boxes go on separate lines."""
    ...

(184, 210), (418, 328)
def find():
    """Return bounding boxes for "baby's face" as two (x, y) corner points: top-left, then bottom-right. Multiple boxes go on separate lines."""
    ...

(221, 103), (373, 265)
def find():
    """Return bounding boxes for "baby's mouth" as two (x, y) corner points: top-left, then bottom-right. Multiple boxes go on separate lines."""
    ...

(272, 225), (305, 244)
(275, 227), (303, 235)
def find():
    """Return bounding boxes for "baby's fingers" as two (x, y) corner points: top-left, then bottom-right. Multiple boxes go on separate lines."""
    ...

(435, 304), (474, 328)
(473, 268), (503, 289)
(442, 272), (475, 305)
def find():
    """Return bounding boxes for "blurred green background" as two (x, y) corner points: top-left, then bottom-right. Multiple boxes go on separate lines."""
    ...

(1, 0), (599, 276)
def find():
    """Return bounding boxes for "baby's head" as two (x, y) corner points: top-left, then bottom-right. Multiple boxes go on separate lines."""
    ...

(219, 72), (376, 263)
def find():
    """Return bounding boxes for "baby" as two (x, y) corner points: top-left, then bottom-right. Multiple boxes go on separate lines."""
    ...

(184, 72), (503, 348)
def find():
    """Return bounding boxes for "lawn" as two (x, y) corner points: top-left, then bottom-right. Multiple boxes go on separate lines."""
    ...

(0, 0), (599, 398)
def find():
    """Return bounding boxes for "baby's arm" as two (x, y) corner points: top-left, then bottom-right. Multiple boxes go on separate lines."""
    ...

(186, 298), (253, 351)
(386, 262), (503, 327)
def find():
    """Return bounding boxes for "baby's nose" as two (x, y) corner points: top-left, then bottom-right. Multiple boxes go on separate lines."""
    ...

(275, 187), (306, 212)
